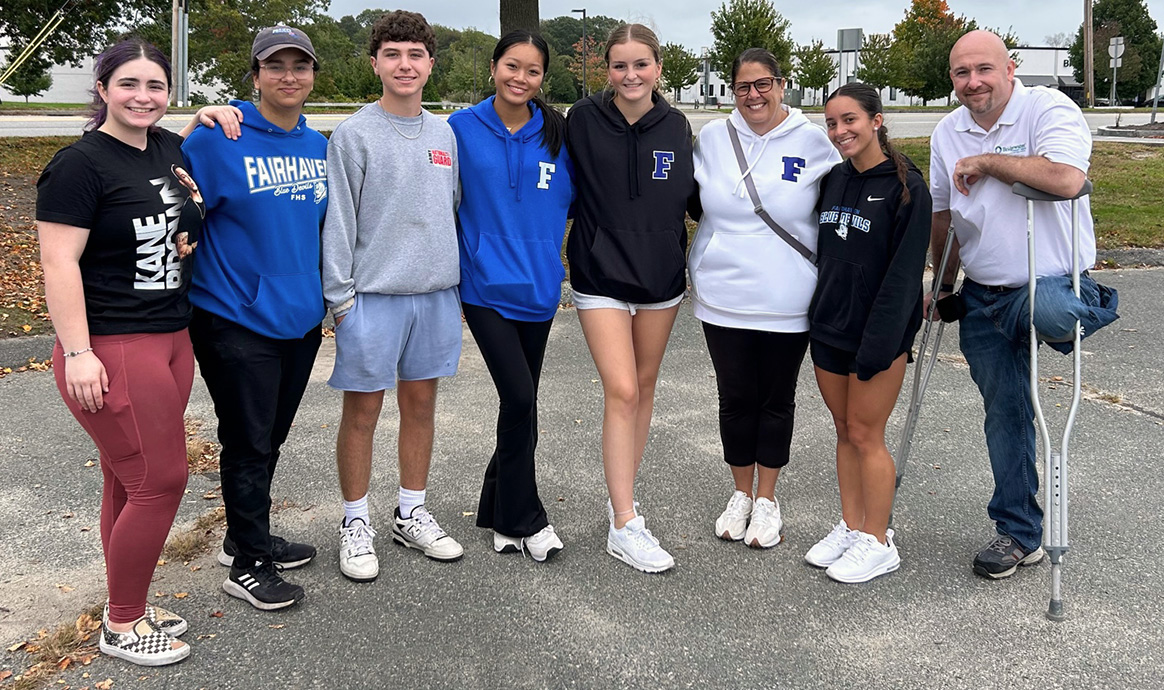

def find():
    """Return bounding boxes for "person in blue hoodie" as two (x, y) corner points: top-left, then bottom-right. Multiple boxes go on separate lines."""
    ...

(180, 26), (327, 611)
(449, 30), (574, 563)
(804, 83), (931, 584)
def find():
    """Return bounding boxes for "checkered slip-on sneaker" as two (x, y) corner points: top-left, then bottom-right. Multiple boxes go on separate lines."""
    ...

(105, 603), (187, 637)
(99, 617), (189, 667)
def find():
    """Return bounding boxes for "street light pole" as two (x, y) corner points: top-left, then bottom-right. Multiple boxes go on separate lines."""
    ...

(1084, 0), (1095, 107)
(573, 8), (587, 97)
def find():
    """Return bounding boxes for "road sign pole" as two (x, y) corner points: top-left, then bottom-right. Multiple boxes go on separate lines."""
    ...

(1152, 38), (1164, 123)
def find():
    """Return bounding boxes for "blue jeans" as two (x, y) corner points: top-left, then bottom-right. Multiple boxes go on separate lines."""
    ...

(959, 274), (1118, 551)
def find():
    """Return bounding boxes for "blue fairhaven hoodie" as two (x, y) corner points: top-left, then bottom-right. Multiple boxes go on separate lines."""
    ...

(182, 100), (328, 339)
(449, 96), (574, 321)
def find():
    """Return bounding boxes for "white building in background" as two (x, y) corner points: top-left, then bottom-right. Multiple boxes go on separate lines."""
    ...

(670, 33), (1086, 109)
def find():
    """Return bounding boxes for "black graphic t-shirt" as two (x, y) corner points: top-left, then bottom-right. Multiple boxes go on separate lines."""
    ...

(36, 129), (202, 335)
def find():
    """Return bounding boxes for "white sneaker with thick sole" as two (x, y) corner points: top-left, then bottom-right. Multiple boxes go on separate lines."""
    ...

(825, 529), (901, 583)
(607, 515), (675, 573)
(715, 490), (753, 541)
(523, 525), (564, 562)
(744, 497), (783, 548)
(99, 617), (189, 667)
(392, 506), (464, 561)
(339, 517), (379, 582)
(805, 520), (856, 568)
(493, 531), (522, 554)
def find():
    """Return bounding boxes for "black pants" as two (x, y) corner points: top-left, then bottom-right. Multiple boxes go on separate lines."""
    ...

(189, 308), (321, 566)
(462, 303), (553, 538)
(701, 323), (809, 469)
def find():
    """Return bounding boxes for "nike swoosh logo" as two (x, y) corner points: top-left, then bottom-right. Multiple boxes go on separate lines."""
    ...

(867, 196), (884, 202)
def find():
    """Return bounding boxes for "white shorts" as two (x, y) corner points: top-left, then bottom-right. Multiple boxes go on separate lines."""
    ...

(571, 290), (684, 316)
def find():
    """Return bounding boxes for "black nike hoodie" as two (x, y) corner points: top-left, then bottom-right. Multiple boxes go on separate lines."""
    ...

(808, 156), (932, 380)
(565, 91), (695, 303)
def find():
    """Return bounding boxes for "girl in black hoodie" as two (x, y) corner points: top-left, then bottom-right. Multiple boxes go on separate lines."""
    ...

(565, 24), (695, 574)
(805, 83), (931, 584)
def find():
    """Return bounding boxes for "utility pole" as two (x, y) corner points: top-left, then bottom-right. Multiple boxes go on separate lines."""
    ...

(170, 0), (189, 106)
(1152, 38), (1164, 123)
(573, 8), (587, 97)
(1084, 0), (1095, 107)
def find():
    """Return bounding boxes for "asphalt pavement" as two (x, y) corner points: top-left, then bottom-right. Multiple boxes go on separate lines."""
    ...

(1, 268), (1162, 689)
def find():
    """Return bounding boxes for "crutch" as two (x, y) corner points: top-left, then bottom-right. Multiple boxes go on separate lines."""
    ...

(1011, 179), (1093, 622)
(891, 228), (958, 516)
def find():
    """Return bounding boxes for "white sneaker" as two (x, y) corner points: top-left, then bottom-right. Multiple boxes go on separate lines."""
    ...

(805, 520), (856, 568)
(339, 517), (379, 582)
(744, 497), (783, 548)
(99, 617), (189, 667)
(392, 506), (464, 561)
(606, 515), (675, 573)
(523, 525), (564, 562)
(825, 529), (901, 583)
(493, 531), (522, 554)
(715, 490), (753, 541)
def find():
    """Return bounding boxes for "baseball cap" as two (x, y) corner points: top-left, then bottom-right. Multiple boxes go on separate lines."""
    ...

(252, 25), (318, 65)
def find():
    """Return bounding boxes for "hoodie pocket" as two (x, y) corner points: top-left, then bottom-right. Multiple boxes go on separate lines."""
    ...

(471, 232), (565, 312)
(691, 232), (818, 316)
(242, 272), (326, 338)
(809, 256), (874, 338)
(589, 226), (685, 302)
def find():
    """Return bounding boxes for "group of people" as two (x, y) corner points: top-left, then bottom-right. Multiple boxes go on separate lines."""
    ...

(36, 9), (1116, 668)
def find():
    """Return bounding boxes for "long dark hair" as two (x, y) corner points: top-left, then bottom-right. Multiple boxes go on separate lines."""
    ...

(826, 82), (911, 204)
(86, 38), (171, 132)
(492, 30), (565, 158)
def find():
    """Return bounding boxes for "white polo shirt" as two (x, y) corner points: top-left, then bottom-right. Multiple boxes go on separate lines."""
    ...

(930, 80), (1095, 288)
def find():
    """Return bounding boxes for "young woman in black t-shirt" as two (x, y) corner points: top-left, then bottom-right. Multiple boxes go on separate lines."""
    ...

(36, 39), (204, 667)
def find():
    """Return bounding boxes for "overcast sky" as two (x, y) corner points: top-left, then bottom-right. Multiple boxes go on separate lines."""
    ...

(325, 1), (1164, 51)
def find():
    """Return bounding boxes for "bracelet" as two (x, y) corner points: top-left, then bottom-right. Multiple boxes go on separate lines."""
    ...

(63, 347), (93, 358)
(940, 283), (956, 292)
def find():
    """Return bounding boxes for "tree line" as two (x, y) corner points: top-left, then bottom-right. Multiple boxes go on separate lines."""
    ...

(1, 0), (1159, 106)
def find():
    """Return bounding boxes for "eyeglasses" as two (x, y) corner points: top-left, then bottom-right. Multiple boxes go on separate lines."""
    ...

(260, 63), (313, 77)
(730, 78), (780, 98)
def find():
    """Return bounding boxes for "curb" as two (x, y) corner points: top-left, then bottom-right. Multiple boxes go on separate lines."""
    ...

(0, 333), (53, 370)
(1096, 125), (1164, 139)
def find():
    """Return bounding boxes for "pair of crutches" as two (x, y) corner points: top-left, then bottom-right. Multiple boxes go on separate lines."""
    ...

(893, 179), (1093, 622)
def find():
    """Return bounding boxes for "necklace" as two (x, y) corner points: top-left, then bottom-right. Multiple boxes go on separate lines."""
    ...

(387, 113), (424, 140)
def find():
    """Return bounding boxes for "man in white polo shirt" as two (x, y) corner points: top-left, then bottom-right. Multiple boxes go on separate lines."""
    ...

(929, 30), (1118, 580)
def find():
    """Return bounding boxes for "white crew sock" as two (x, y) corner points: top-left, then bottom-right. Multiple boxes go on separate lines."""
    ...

(343, 495), (369, 526)
(398, 486), (426, 518)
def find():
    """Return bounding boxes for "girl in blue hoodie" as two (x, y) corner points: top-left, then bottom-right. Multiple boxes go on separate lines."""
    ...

(449, 30), (574, 562)
(180, 26), (328, 611)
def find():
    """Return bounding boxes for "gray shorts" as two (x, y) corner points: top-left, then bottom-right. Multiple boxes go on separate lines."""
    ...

(329, 289), (462, 392)
(572, 290), (684, 316)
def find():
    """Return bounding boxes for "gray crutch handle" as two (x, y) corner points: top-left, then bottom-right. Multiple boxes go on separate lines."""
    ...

(1011, 179), (1093, 202)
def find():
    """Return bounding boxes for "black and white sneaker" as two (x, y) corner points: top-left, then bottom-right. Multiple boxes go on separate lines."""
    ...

(217, 533), (317, 569)
(973, 534), (1045, 579)
(99, 617), (189, 667)
(222, 560), (305, 611)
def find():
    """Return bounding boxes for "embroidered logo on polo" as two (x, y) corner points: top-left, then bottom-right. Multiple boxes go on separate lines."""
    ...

(819, 206), (871, 241)
(428, 149), (453, 168)
(652, 151), (675, 179)
(994, 143), (1028, 155)
(133, 177), (186, 291)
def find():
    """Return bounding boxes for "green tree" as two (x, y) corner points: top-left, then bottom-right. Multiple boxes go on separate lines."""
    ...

(500, 0), (539, 37)
(1069, 0), (1162, 102)
(888, 0), (967, 104)
(794, 40), (837, 105)
(544, 51), (579, 103)
(2, 54), (53, 102)
(660, 42), (700, 102)
(0, 0), (153, 68)
(441, 29), (498, 103)
(855, 33), (894, 91)
(708, 0), (794, 82)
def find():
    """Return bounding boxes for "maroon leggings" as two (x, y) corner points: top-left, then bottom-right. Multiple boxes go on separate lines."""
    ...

(53, 331), (194, 624)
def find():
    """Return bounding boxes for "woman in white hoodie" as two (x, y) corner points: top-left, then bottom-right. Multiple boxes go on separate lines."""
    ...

(689, 48), (840, 548)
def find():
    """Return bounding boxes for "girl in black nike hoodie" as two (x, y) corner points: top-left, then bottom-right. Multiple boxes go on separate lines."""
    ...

(565, 24), (695, 574)
(805, 84), (931, 584)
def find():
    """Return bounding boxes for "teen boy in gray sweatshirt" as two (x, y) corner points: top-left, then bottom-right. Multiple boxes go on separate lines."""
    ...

(321, 10), (464, 584)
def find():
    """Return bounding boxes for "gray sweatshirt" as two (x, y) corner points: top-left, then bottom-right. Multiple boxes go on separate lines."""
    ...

(322, 103), (460, 312)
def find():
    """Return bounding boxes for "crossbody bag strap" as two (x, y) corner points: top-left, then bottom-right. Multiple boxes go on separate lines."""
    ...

(725, 122), (817, 264)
